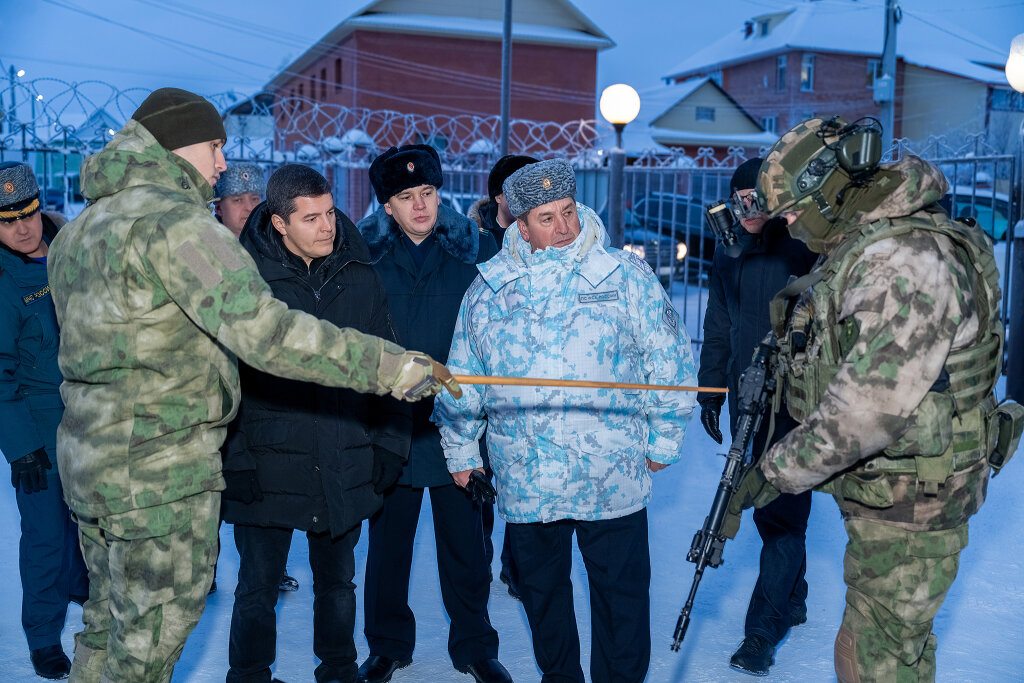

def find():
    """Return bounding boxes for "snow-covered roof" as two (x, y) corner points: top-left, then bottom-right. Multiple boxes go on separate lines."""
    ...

(267, 0), (612, 92)
(597, 80), (778, 155)
(663, 1), (1009, 86)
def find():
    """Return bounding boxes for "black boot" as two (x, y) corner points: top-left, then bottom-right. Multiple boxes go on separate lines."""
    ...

(729, 635), (775, 676)
(498, 568), (520, 601)
(456, 658), (513, 682)
(278, 571), (299, 592)
(357, 655), (412, 683)
(30, 645), (71, 680)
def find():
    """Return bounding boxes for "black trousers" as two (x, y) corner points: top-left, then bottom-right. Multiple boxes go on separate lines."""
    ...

(227, 523), (361, 683)
(363, 483), (498, 667)
(482, 500), (518, 587)
(744, 490), (813, 645)
(507, 509), (651, 683)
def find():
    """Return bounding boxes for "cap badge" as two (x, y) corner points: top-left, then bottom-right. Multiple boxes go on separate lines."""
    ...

(541, 178), (551, 190)
(3, 181), (13, 194)
(407, 161), (415, 172)
(241, 171), (250, 181)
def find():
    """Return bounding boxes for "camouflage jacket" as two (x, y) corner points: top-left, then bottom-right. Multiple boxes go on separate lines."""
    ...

(48, 121), (400, 520)
(761, 157), (987, 504)
(432, 205), (697, 523)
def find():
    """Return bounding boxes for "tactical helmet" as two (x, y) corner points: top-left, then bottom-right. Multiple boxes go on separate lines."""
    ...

(758, 116), (883, 252)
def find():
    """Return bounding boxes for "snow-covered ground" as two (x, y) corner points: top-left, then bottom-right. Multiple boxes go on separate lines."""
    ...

(1, 276), (1021, 682)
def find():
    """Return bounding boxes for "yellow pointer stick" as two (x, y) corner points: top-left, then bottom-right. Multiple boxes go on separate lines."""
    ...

(451, 375), (727, 393)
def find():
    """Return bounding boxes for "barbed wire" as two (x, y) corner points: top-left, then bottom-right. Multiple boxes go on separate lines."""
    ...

(0, 73), (1011, 175)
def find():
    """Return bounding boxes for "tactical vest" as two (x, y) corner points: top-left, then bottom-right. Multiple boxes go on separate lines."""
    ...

(769, 207), (1004, 493)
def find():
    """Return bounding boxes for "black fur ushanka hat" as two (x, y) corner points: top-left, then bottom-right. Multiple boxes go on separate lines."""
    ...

(368, 144), (444, 203)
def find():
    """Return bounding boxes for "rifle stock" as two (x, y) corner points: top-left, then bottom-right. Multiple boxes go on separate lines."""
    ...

(671, 332), (780, 652)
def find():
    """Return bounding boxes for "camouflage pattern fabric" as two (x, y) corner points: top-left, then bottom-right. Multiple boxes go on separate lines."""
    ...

(759, 152), (1000, 683)
(47, 121), (404, 520)
(761, 157), (982, 503)
(432, 205), (696, 523)
(834, 517), (968, 683)
(70, 491), (218, 683)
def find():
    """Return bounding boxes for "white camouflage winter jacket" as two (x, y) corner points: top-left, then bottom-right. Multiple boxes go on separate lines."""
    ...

(432, 205), (696, 523)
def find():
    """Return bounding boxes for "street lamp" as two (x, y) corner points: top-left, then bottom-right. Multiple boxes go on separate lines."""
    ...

(599, 84), (641, 249)
(1004, 32), (1024, 401)
(1006, 33), (1024, 91)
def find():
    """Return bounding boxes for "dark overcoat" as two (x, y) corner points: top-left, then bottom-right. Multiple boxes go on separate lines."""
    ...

(357, 203), (497, 487)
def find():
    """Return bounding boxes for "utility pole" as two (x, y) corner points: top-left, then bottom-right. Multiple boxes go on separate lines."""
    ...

(877, 0), (900, 144)
(500, 0), (512, 157)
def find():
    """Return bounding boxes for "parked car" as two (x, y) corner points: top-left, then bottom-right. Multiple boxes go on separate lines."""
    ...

(630, 193), (717, 273)
(622, 226), (688, 286)
(939, 185), (1012, 240)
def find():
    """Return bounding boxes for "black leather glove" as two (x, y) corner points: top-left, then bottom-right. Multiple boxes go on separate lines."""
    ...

(699, 395), (725, 444)
(371, 446), (405, 494)
(222, 470), (263, 504)
(466, 470), (496, 504)
(10, 448), (51, 495)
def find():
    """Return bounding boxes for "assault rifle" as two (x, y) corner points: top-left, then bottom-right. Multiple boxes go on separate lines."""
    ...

(671, 332), (780, 652)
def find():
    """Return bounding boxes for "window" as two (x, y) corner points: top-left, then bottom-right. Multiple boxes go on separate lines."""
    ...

(309, 75), (316, 101)
(990, 88), (1024, 112)
(696, 106), (715, 122)
(777, 55), (786, 91)
(867, 59), (882, 88)
(800, 53), (815, 92)
(297, 83), (304, 110)
(760, 20), (770, 36)
(760, 116), (777, 134)
(335, 58), (342, 92)
(320, 68), (327, 100)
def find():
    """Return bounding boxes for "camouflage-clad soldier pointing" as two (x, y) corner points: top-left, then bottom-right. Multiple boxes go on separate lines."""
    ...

(47, 88), (458, 683)
(731, 116), (1021, 682)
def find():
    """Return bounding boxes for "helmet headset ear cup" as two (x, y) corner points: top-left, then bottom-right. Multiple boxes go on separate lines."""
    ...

(823, 117), (884, 178)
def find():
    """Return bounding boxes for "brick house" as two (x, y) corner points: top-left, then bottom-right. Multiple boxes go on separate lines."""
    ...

(264, 0), (613, 156)
(661, 0), (1019, 152)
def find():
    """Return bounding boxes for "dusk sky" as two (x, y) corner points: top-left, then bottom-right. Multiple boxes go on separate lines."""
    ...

(2, 0), (1022, 113)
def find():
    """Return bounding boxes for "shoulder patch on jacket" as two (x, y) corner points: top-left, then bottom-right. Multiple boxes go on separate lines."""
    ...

(622, 250), (654, 275)
(662, 300), (680, 337)
(176, 242), (222, 289)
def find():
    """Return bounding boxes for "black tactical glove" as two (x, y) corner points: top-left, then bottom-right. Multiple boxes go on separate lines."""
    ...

(222, 470), (263, 504)
(371, 446), (405, 494)
(465, 470), (496, 504)
(698, 394), (725, 444)
(10, 447), (52, 495)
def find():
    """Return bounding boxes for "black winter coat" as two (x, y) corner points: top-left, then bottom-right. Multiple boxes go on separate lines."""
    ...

(221, 203), (412, 536)
(357, 203), (498, 487)
(698, 218), (817, 445)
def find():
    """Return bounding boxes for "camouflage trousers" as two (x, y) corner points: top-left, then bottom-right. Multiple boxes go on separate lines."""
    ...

(69, 491), (219, 683)
(834, 517), (969, 683)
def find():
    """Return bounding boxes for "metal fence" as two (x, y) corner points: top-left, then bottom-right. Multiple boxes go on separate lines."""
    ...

(1, 73), (1018, 347)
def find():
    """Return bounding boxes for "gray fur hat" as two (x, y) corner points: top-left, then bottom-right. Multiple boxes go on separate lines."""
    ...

(215, 163), (265, 200)
(502, 158), (576, 218)
(0, 161), (40, 222)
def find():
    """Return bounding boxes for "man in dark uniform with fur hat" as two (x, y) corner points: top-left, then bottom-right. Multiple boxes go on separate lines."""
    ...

(356, 145), (510, 683)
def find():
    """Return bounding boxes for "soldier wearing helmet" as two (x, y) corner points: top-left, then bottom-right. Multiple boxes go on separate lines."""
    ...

(730, 116), (1017, 682)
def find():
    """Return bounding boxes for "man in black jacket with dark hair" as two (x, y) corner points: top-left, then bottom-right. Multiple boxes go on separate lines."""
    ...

(222, 164), (411, 683)
(697, 158), (818, 677)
